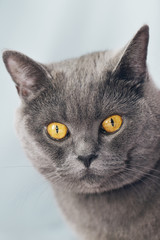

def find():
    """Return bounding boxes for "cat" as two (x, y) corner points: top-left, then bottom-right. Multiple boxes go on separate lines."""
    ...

(3, 25), (160, 240)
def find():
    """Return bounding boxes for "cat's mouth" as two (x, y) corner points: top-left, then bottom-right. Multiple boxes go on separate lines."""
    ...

(79, 169), (104, 183)
(78, 167), (120, 188)
(74, 164), (127, 191)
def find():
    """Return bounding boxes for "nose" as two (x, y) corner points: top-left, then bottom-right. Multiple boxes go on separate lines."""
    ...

(77, 154), (98, 168)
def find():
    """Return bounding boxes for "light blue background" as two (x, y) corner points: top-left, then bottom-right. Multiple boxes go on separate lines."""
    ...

(0, 1), (160, 239)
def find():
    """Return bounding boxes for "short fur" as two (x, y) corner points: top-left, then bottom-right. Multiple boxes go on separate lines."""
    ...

(3, 25), (160, 239)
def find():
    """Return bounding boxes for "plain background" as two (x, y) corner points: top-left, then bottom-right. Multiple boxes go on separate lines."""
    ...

(1, 1), (160, 239)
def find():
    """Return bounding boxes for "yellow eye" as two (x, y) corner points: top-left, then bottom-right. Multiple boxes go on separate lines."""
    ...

(47, 122), (68, 140)
(102, 115), (123, 133)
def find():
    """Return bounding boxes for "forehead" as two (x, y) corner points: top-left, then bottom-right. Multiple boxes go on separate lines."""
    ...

(49, 52), (111, 122)
(43, 51), (139, 124)
(50, 51), (113, 87)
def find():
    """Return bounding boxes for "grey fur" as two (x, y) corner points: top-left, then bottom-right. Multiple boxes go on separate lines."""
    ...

(3, 25), (160, 239)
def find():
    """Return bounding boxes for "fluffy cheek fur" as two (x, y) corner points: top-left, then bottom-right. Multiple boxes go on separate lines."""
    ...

(15, 102), (160, 194)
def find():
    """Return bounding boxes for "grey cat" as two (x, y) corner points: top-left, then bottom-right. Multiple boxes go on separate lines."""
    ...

(3, 25), (160, 240)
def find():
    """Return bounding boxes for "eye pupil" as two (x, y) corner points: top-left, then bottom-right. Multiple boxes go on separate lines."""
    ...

(56, 125), (59, 133)
(110, 118), (114, 127)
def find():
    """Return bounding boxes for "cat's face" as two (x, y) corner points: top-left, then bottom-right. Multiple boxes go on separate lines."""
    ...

(3, 25), (160, 194)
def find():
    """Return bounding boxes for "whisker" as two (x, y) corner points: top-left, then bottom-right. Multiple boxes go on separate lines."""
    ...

(124, 167), (160, 187)
(0, 166), (33, 168)
(130, 163), (160, 175)
(127, 163), (160, 180)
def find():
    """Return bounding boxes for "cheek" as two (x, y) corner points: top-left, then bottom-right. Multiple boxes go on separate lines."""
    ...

(51, 144), (75, 167)
(91, 150), (125, 170)
(53, 146), (65, 166)
(109, 119), (144, 153)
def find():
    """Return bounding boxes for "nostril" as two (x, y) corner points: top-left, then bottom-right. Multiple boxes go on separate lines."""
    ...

(77, 154), (98, 168)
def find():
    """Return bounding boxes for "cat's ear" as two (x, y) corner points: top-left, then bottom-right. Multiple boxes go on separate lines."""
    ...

(3, 50), (52, 101)
(113, 25), (149, 82)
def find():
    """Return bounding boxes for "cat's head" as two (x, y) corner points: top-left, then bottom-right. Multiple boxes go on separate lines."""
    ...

(3, 25), (160, 194)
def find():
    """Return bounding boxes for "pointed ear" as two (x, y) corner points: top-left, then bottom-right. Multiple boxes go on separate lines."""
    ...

(113, 25), (149, 82)
(3, 50), (52, 101)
